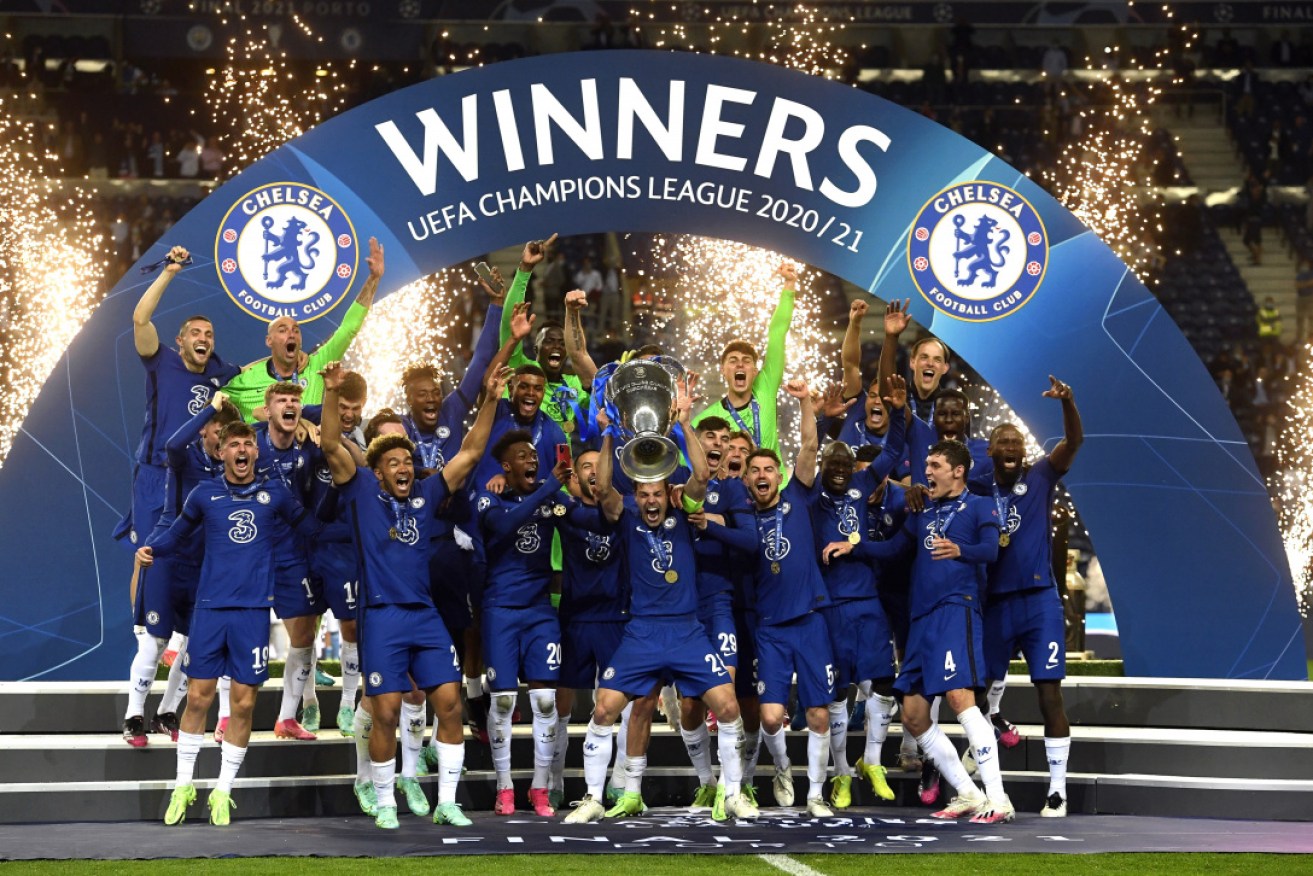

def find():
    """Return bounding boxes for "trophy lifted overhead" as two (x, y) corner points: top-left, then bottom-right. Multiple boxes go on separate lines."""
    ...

(607, 356), (687, 483)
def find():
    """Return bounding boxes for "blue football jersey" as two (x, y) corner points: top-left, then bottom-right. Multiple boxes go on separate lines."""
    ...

(147, 476), (311, 608)
(338, 466), (453, 607)
(969, 457), (1063, 598)
(693, 476), (751, 603)
(149, 405), (226, 555)
(728, 479), (831, 626)
(559, 503), (626, 623)
(902, 491), (999, 619)
(612, 498), (700, 618)
(253, 422), (324, 566)
(476, 475), (568, 608)
(135, 347), (241, 467)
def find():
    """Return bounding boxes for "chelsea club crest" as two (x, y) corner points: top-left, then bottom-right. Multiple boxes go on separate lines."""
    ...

(215, 182), (359, 323)
(907, 181), (1047, 322)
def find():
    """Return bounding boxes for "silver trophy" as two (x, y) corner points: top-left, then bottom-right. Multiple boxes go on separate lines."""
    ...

(606, 356), (686, 483)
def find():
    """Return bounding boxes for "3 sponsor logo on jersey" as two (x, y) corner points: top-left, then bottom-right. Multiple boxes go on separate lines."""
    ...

(215, 182), (358, 323)
(908, 181), (1048, 322)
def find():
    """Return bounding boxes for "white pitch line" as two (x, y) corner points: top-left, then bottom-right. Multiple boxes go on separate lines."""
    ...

(758, 853), (828, 876)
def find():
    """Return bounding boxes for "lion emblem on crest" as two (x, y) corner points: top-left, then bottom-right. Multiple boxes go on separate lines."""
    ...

(953, 214), (1011, 288)
(262, 215), (320, 291)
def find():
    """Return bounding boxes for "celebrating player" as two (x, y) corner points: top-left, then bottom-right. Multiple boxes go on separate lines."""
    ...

(968, 376), (1083, 817)
(222, 237), (382, 420)
(691, 263), (798, 454)
(139, 422), (320, 826)
(861, 439), (1013, 824)
(564, 391), (757, 824)
(318, 359), (505, 830)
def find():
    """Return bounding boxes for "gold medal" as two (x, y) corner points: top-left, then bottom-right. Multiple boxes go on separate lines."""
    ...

(999, 533), (1010, 547)
(553, 504), (566, 517)
(664, 569), (679, 583)
(847, 532), (861, 545)
(388, 527), (398, 540)
(771, 561), (781, 575)
(562, 418), (575, 434)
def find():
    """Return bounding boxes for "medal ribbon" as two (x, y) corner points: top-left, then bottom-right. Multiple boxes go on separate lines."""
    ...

(379, 493), (413, 538)
(139, 253), (194, 274)
(640, 524), (673, 574)
(755, 504), (784, 561)
(722, 396), (762, 446)
(552, 383), (586, 437)
(931, 499), (963, 540)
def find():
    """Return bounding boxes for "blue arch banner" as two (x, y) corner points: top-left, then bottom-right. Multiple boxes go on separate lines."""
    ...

(0, 51), (1303, 680)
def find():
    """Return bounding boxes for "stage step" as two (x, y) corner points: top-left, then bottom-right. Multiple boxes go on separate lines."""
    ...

(3, 724), (1310, 785)
(2, 678), (1309, 824)
(6, 676), (1309, 734)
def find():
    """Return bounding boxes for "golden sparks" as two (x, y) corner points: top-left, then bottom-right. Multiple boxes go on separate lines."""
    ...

(0, 96), (108, 464)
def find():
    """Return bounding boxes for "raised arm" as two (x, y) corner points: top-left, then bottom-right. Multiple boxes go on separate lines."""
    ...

(875, 298), (911, 420)
(499, 233), (557, 362)
(450, 269), (507, 409)
(786, 379), (818, 488)
(441, 366), (511, 492)
(840, 298), (868, 400)
(352, 236), (384, 309)
(563, 289), (599, 384)
(593, 427), (625, 523)
(868, 375), (908, 480)
(308, 238), (382, 369)
(164, 390), (225, 467)
(758, 263), (798, 396)
(1044, 376), (1083, 474)
(487, 302), (536, 388)
(318, 361), (359, 486)
(132, 245), (189, 357)
(678, 381), (708, 507)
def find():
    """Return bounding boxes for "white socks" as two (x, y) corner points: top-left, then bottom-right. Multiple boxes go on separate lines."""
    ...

(160, 637), (189, 714)
(464, 676), (482, 700)
(609, 701), (632, 791)
(303, 647), (320, 708)
(827, 701), (852, 776)
(717, 716), (744, 796)
(279, 646), (312, 722)
(437, 741), (464, 805)
(680, 722), (715, 786)
(353, 709), (374, 784)
(1045, 736), (1071, 798)
(916, 724), (977, 797)
(762, 725), (790, 769)
(551, 715), (570, 793)
(866, 694), (896, 764)
(218, 676), (231, 720)
(959, 706), (1005, 800)
(125, 633), (165, 719)
(624, 754), (646, 794)
(807, 729), (830, 800)
(987, 680), (1007, 715)
(530, 689), (558, 789)
(217, 741), (246, 793)
(175, 731), (203, 785)
(742, 728), (762, 783)
(340, 641), (360, 711)
(400, 700), (426, 779)
(371, 758), (397, 810)
(583, 719), (613, 798)
(488, 693), (515, 791)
